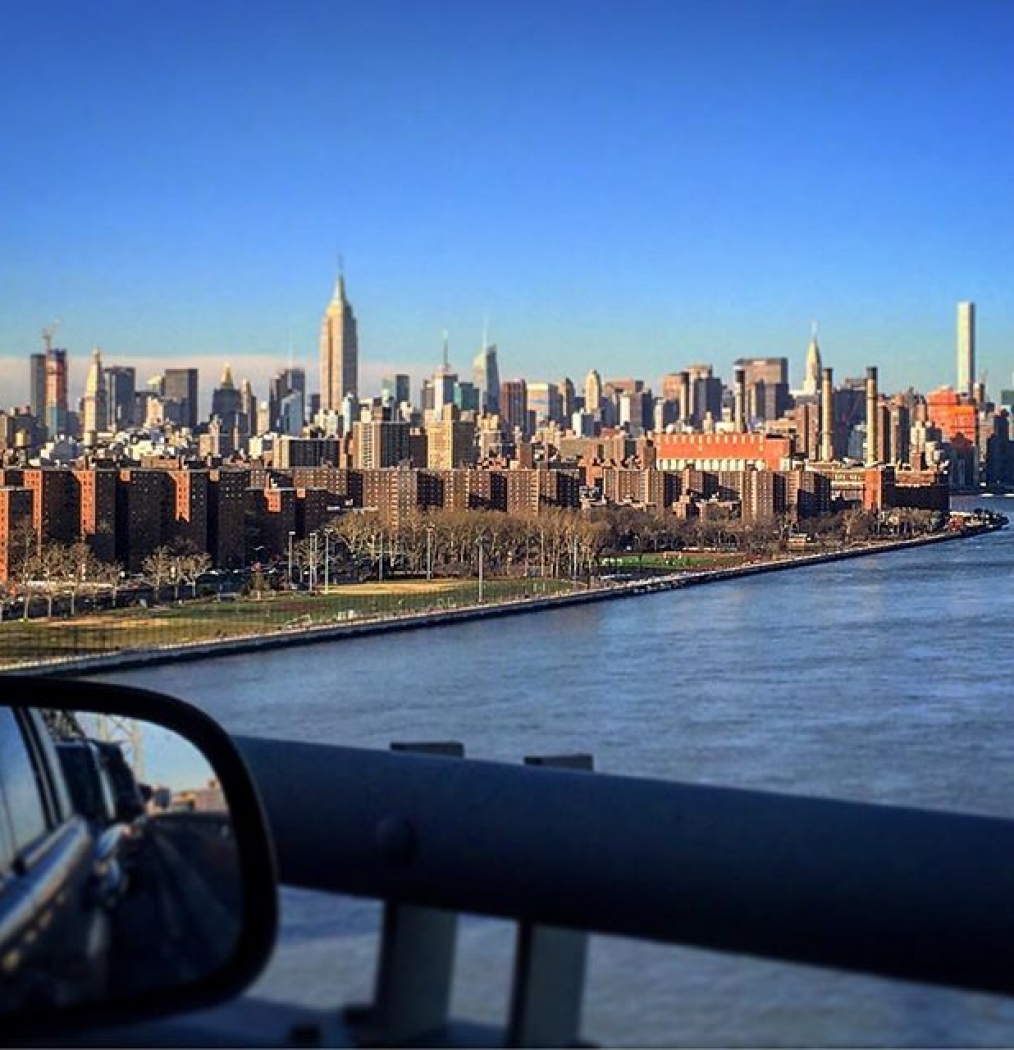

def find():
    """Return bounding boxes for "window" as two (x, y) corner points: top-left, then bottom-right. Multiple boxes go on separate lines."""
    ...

(0, 709), (48, 854)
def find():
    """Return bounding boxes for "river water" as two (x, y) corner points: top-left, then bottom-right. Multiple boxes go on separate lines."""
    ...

(101, 497), (1014, 1045)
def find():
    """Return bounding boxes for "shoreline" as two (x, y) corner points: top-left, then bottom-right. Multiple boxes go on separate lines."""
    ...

(14, 526), (994, 679)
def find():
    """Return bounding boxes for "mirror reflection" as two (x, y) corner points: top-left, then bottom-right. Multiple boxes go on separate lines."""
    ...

(0, 706), (241, 1014)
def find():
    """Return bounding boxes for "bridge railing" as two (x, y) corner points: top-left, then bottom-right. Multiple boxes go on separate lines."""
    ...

(236, 735), (1014, 1046)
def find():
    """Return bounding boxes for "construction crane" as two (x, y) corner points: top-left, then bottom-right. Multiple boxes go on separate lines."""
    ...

(41, 319), (60, 353)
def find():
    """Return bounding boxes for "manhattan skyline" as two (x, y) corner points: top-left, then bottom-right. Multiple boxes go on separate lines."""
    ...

(1, 0), (1012, 403)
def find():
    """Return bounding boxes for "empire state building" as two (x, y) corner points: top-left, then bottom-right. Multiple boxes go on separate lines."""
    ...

(320, 274), (358, 410)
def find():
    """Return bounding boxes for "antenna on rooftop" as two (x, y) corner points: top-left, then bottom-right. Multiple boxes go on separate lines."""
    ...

(442, 329), (450, 369)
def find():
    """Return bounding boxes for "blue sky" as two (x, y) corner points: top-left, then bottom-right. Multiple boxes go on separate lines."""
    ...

(1, 0), (1012, 407)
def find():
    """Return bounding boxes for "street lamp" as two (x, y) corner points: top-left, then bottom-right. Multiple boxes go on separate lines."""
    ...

(324, 530), (330, 595)
(287, 531), (296, 588)
(426, 525), (434, 581)
(477, 535), (484, 604)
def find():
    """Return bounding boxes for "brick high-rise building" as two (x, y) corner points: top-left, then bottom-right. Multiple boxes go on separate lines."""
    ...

(0, 486), (34, 583)
(353, 420), (411, 469)
(500, 380), (529, 436)
(23, 468), (78, 547)
(74, 468), (117, 563)
(208, 468), (248, 568)
(426, 408), (476, 470)
(116, 469), (174, 571)
(165, 470), (208, 552)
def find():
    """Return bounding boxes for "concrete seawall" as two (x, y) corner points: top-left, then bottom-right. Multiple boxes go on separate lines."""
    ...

(15, 528), (984, 678)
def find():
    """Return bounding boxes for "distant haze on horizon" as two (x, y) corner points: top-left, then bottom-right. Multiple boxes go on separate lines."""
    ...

(2, 0), (1011, 407)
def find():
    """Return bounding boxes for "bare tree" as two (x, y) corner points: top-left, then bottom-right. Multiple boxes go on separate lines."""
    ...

(142, 546), (176, 603)
(178, 551), (213, 598)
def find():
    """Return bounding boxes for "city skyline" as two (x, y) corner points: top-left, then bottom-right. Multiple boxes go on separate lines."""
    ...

(0, 290), (1000, 417)
(2, 1), (1012, 401)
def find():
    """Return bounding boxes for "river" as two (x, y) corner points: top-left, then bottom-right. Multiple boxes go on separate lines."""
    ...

(100, 497), (1014, 1045)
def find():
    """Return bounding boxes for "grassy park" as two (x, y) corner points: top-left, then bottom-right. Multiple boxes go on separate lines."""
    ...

(0, 576), (578, 670)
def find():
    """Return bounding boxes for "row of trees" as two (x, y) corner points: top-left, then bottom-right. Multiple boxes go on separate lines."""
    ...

(1, 504), (946, 618)
(283, 505), (946, 586)
(2, 523), (212, 620)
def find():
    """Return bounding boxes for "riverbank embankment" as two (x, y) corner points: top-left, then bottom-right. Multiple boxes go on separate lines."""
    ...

(12, 526), (991, 679)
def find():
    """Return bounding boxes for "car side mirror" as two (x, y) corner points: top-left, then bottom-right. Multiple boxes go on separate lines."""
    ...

(0, 677), (277, 1039)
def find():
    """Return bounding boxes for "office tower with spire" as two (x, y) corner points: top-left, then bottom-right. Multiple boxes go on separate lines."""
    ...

(320, 274), (358, 410)
(81, 349), (107, 443)
(957, 301), (975, 399)
(432, 333), (457, 416)
(803, 323), (822, 396)
(211, 363), (243, 432)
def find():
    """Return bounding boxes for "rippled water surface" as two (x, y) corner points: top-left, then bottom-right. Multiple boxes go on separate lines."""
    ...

(104, 506), (1014, 1045)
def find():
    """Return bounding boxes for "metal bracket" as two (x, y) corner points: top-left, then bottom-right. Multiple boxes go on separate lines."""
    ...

(345, 742), (464, 1047)
(506, 754), (594, 1048)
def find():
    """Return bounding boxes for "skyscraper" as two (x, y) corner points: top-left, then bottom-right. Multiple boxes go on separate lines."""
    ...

(957, 301), (975, 399)
(802, 324), (822, 396)
(45, 348), (69, 436)
(81, 348), (107, 443)
(584, 369), (603, 415)
(164, 368), (199, 429)
(472, 343), (500, 415)
(29, 353), (46, 420)
(320, 275), (358, 410)
(269, 367), (305, 431)
(381, 373), (411, 406)
(105, 365), (137, 430)
(211, 363), (243, 432)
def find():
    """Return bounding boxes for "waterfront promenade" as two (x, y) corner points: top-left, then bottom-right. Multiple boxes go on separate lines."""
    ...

(11, 524), (993, 678)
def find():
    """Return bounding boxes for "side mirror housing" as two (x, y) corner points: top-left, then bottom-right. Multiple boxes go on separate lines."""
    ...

(0, 677), (277, 1039)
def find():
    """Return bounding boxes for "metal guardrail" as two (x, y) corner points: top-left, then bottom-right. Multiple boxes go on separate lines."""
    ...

(237, 736), (1014, 1044)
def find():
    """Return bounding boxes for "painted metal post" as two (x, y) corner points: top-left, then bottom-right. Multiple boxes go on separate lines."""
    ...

(507, 753), (594, 1048)
(345, 741), (465, 1047)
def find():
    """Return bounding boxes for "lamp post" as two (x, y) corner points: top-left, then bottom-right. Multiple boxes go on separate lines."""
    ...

(426, 525), (434, 581)
(287, 531), (295, 588)
(324, 531), (330, 595)
(477, 536), (484, 604)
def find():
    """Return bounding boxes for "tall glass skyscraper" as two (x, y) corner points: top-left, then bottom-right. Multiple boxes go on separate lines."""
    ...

(957, 301), (975, 399)
(472, 342), (500, 415)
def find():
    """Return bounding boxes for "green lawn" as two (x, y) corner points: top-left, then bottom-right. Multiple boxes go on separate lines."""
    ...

(601, 551), (751, 570)
(0, 576), (578, 669)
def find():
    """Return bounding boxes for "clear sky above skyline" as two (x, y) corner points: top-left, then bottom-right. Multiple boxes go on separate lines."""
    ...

(1, 0), (1012, 407)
